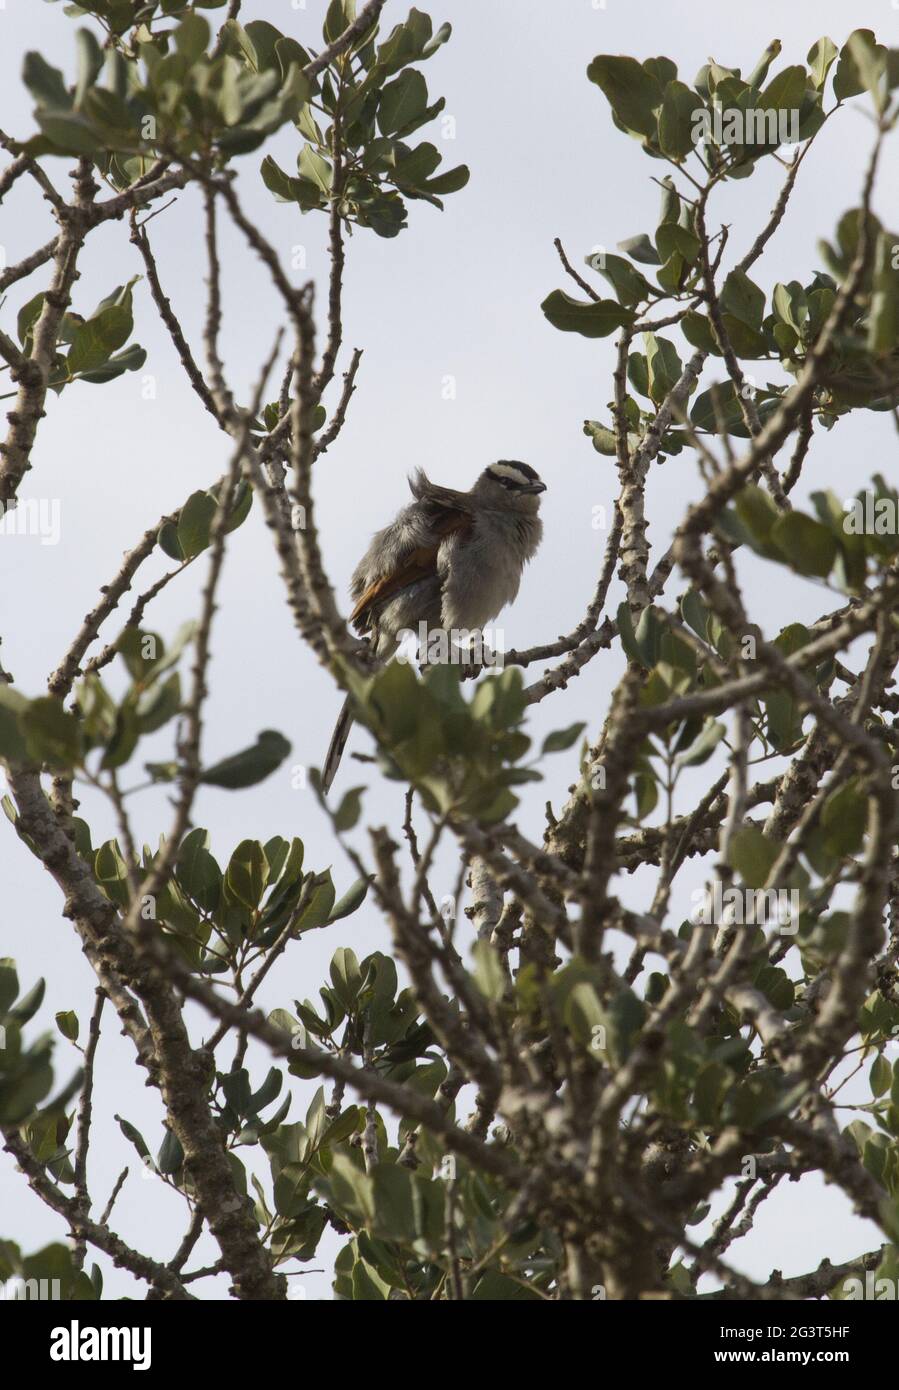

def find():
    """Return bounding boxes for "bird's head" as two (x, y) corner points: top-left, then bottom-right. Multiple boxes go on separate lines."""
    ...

(474, 460), (547, 513)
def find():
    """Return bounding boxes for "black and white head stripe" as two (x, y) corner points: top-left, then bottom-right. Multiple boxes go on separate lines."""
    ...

(486, 461), (545, 490)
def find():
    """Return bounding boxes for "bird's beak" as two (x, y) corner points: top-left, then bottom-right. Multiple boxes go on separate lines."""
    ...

(522, 481), (546, 495)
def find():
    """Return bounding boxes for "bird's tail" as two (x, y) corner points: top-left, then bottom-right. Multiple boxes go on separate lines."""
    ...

(321, 695), (354, 795)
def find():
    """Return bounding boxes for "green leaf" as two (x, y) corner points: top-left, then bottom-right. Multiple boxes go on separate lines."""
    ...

(420, 164), (469, 196)
(675, 719), (726, 768)
(22, 697), (82, 767)
(772, 280), (808, 336)
(617, 602), (664, 669)
(370, 1164), (417, 1244)
(222, 17), (260, 69)
(583, 420), (617, 456)
(116, 626), (166, 681)
(470, 1270), (542, 1300)
(74, 29), (104, 108)
(680, 589), (710, 642)
(808, 37), (839, 91)
(37, 112), (103, 155)
(770, 512), (837, 578)
(681, 311), (717, 354)
(763, 624), (812, 753)
(821, 777), (867, 857)
(220, 477), (253, 535)
(833, 30), (882, 101)
(745, 40), (783, 90)
(757, 65), (808, 128)
(735, 483), (780, 548)
(870, 1054), (891, 1098)
(54, 1011), (79, 1043)
(298, 144), (332, 195)
(297, 872), (337, 931)
(604, 988), (645, 1063)
(587, 54), (663, 137)
(658, 79), (703, 159)
(720, 269), (765, 331)
(67, 309), (130, 376)
(67, 283), (137, 377)
(200, 729), (291, 789)
(868, 231), (899, 355)
(375, 9), (434, 74)
(0, 960), (19, 1015)
(728, 826), (780, 888)
(540, 290), (630, 338)
(627, 351), (649, 400)
(657, 175), (680, 226)
(93, 840), (129, 906)
(471, 940), (506, 1002)
(421, 21), (452, 61)
(618, 233), (660, 265)
(176, 490), (217, 560)
(382, 140), (441, 186)
(330, 946), (363, 1010)
(323, 0), (357, 45)
(351, 1257), (389, 1300)
(77, 87), (139, 148)
(23, 53), (70, 108)
(655, 221), (700, 265)
(564, 980), (606, 1050)
(225, 840), (269, 911)
(115, 1115), (150, 1162)
(99, 699), (139, 770)
(157, 1127), (184, 1176)
(176, 828), (222, 913)
(541, 722), (586, 755)
(754, 964), (794, 1011)
(690, 381), (750, 436)
(334, 786), (364, 832)
(644, 332), (683, 404)
(260, 155), (321, 208)
(78, 342), (146, 386)
(9, 977), (45, 1026)
(352, 188), (407, 238)
(846, 31), (888, 111)
(328, 877), (370, 924)
(135, 672), (181, 736)
(0, 686), (29, 761)
(17, 292), (46, 348)
(174, 12), (211, 62)
(590, 253), (653, 308)
(377, 69), (428, 135)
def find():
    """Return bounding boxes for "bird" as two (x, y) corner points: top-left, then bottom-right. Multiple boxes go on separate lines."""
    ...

(321, 460), (546, 793)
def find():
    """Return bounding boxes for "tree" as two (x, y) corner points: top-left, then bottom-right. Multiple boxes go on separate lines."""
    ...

(1, 3), (899, 1307)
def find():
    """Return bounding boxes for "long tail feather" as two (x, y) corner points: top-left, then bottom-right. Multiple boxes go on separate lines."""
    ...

(321, 695), (354, 795)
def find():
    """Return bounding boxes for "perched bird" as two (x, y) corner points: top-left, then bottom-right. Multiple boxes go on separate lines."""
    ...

(322, 460), (546, 793)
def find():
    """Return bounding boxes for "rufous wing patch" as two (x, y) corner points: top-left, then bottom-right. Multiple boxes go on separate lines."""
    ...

(349, 509), (471, 634)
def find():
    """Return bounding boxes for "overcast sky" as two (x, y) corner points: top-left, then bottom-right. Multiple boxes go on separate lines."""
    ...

(2, 0), (898, 1300)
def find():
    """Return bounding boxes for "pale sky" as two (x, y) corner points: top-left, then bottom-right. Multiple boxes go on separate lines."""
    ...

(1, 0), (897, 1299)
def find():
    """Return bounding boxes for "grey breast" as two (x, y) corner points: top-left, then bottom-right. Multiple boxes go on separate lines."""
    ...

(440, 513), (535, 631)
